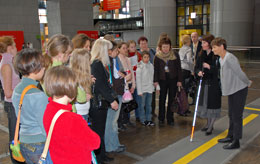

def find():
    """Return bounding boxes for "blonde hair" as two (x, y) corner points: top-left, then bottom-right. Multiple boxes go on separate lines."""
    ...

(44, 65), (77, 99)
(70, 49), (92, 95)
(0, 36), (15, 53)
(90, 38), (112, 66)
(182, 35), (191, 45)
(44, 34), (72, 67)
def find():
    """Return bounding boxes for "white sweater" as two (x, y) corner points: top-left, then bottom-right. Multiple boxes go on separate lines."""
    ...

(136, 61), (154, 95)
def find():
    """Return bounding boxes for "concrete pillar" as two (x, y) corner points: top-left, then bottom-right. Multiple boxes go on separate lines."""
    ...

(253, 0), (260, 46)
(47, 0), (94, 39)
(210, 0), (254, 46)
(0, 0), (41, 49)
(143, 0), (176, 47)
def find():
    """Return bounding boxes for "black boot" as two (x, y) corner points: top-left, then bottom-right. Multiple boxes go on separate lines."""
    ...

(223, 139), (240, 149)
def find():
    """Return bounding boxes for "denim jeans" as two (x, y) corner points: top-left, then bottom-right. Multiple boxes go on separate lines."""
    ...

(20, 142), (45, 164)
(105, 95), (122, 152)
(139, 93), (152, 123)
(81, 114), (89, 122)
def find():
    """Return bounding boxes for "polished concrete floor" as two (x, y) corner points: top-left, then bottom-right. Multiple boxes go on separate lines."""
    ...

(0, 66), (259, 164)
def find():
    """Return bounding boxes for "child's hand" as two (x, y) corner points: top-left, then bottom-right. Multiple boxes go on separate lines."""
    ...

(154, 82), (159, 88)
(139, 94), (143, 97)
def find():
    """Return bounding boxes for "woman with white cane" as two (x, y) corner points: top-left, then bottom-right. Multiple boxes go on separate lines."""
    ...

(194, 34), (222, 136)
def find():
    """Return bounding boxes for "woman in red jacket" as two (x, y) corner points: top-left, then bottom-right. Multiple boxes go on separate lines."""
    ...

(43, 66), (100, 164)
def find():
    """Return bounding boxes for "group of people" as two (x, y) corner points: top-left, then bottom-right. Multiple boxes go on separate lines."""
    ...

(0, 31), (251, 164)
(179, 32), (252, 149)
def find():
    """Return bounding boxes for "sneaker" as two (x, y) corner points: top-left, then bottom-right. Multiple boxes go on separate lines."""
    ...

(147, 121), (155, 126)
(141, 121), (147, 126)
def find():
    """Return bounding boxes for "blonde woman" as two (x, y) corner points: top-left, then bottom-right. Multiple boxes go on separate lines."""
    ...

(90, 38), (118, 163)
(179, 35), (193, 95)
(70, 49), (92, 121)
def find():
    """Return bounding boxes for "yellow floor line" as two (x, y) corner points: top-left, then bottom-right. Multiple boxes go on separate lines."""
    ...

(173, 114), (259, 164)
(245, 107), (260, 112)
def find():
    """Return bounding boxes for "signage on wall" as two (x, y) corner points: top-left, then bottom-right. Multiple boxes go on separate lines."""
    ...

(103, 0), (121, 11)
(77, 31), (99, 39)
(0, 31), (24, 51)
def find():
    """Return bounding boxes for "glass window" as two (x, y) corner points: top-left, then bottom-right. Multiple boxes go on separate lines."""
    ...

(186, 16), (193, 25)
(203, 15), (207, 24)
(178, 16), (185, 26)
(178, 7), (185, 16)
(193, 15), (202, 25)
(194, 5), (202, 14)
(186, 6), (194, 16)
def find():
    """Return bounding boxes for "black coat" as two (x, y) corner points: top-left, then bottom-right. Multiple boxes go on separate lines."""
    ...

(195, 51), (221, 109)
(154, 52), (182, 82)
(91, 60), (116, 103)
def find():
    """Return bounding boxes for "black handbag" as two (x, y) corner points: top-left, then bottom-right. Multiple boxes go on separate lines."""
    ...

(91, 83), (118, 109)
(122, 99), (138, 113)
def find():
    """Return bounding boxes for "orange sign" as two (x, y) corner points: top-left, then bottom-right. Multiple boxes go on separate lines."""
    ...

(77, 31), (99, 39)
(0, 31), (24, 51)
(103, 0), (121, 11)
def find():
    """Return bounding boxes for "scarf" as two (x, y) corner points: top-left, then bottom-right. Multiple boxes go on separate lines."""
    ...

(155, 50), (176, 63)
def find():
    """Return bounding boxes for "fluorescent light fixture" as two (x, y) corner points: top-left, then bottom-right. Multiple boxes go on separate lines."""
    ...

(191, 12), (196, 19)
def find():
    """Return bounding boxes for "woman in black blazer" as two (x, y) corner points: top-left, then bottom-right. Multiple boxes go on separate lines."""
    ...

(195, 34), (221, 136)
(90, 38), (118, 164)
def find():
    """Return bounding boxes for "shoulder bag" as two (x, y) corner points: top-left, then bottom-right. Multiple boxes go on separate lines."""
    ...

(10, 84), (37, 162)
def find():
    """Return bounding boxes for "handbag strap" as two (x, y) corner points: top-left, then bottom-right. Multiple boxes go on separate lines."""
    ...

(41, 109), (68, 159)
(14, 84), (37, 145)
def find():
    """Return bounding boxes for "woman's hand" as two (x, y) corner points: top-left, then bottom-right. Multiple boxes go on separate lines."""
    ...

(198, 71), (204, 77)
(203, 63), (210, 69)
(125, 73), (132, 82)
(91, 75), (96, 83)
(249, 80), (253, 88)
(130, 87), (135, 94)
(111, 100), (119, 110)
(86, 93), (91, 102)
(177, 82), (182, 87)
(118, 71), (126, 78)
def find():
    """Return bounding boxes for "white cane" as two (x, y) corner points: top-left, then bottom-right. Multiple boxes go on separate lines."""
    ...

(190, 78), (203, 142)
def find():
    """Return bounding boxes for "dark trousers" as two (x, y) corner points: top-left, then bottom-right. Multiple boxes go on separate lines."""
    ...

(158, 77), (177, 123)
(182, 69), (191, 94)
(5, 102), (26, 164)
(89, 108), (108, 163)
(152, 92), (156, 115)
(227, 87), (248, 140)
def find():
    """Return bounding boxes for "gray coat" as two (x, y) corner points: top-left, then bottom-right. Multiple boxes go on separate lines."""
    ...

(220, 51), (250, 96)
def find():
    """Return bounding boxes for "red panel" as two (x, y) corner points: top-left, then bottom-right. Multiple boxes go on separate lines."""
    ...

(103, 0), (121, 11)
(77, 31), (99, 39)
(0, 31), (24, 51)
